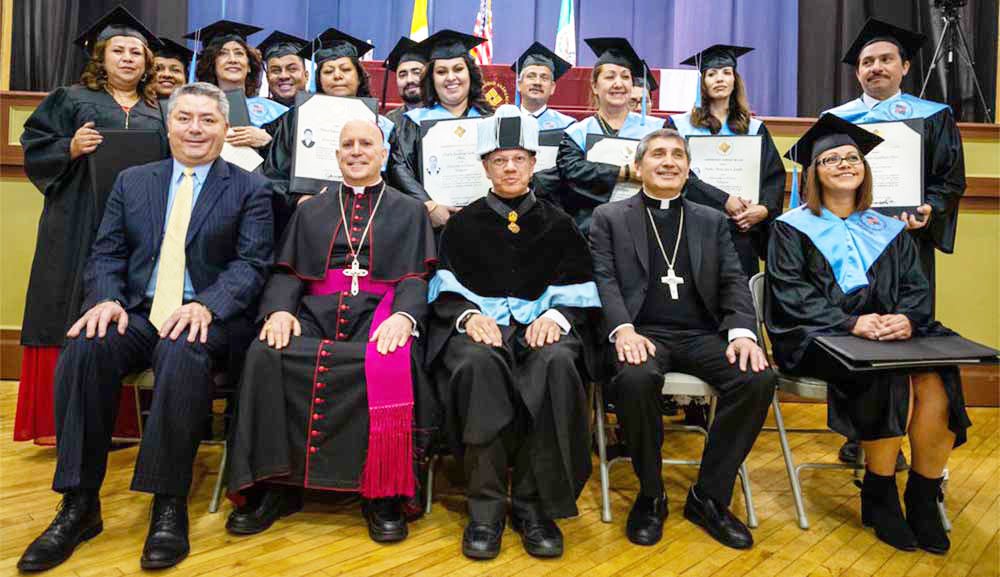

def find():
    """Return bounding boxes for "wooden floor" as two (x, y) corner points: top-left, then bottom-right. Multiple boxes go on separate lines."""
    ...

(1, 384), (997, 577)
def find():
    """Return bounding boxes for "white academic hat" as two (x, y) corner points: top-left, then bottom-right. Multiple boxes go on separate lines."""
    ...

(477, 104), (539, 158)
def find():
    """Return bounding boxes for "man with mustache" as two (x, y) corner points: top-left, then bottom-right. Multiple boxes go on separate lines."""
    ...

(258, 31), (309, 108)
(384, 37), (427, 126)
(152, 38), (192, 99)
(589, 128), (774, 550)
(824, 18), (966, 466)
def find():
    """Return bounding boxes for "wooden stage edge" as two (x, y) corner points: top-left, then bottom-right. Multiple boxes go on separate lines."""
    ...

(1, 329), (996, 406)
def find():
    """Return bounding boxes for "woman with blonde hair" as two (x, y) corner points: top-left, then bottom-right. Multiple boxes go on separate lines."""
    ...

(14, 6), (167, 446)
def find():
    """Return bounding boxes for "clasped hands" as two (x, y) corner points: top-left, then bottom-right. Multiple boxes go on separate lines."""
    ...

(226, 126), (272, 149)
(851, 313), (912, 341)
(260, 310), (413, 354)
(615, 326), (768, 373)
(725, 195), (768, 232)
(68, 301), (213, 343)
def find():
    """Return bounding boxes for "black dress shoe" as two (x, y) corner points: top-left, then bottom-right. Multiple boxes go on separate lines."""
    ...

(140, 495), (190, 570)
(683, 487), (753, 549)
(226, 487), (304, 535)
(626, 494), (668, 546)
(18, 490), (102, 573)
(839, 441), (908, 471)
(462, 520), (504, 560)
(859, 471), (917, 552)
(363, 498), (408, 543)
(904, 471), (950, 554)
(511, 515), (563, 558)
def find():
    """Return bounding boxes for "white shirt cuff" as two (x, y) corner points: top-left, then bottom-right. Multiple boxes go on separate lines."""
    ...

(609, 323), (634, 343)
(394, 312), (420, 338)
(727, 328), (757, 343)
(540, 309), (571, 335)
(456, 309), (480, 333)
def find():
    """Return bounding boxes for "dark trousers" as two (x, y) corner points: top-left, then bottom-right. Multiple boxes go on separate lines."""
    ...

(606, 329), (775, 505)
(52, 311), (239, 497)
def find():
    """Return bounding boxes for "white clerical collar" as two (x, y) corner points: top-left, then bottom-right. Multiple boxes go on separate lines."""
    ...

(643, 190), (681, 209)
(349, 179), (382, 196)
(862, 90), (902, 109)
(521, 104), (547, 118)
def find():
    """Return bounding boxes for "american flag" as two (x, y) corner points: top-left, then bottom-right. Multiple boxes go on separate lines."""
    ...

(471, 0), (493, 65)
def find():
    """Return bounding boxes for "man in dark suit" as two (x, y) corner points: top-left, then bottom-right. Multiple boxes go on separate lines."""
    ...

(18, 82), (273, 573)
(589, 128), (774, 550)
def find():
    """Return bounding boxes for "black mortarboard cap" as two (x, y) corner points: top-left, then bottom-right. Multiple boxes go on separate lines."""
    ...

(680, 44), (753, 72)
(257, 30), (307, 61)
(842, 18), (926, 65)
(633, 60), (658, 92)
(784, 113), (883, 166)
(184, 20), (263, 48)
(155, 37), (194, 67)
(422, 29), (485, 61)
(74, 5), (160, 52)
(585, 37), (643, 75)
(511, 41), (572, 81)
(385, 37), (427, 70)
(301, 27), (374, 66)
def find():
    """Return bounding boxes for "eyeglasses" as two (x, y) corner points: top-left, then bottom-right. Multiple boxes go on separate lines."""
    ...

(817, 153), (863, 167)
(488, 155), (532, 168)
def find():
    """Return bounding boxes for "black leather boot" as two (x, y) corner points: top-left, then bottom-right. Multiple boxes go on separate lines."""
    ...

(140, 495), (190, 569)
(904, 471), (950, 554)
(18, 490), (102, 572)
(859, 470), (917, 552)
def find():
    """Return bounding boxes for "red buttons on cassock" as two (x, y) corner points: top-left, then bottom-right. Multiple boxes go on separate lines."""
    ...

(339, 318), (348, 325)
(309, 446), (318, 454)
(352, 226), (359, 232)
(314, 397), (324, 404)
(318, 366), (329, 373)
(342, 291), (349, 297)
(354, 215), (361, 221)
(337, 332), (346, 339)
(313, 413), (321, 420)
(340, 305), (348, 311)
(316, 382), (325, 389)
(351, 237), (359, 243)
(320, 350), (330, 357)
(311, 430), (320, 438)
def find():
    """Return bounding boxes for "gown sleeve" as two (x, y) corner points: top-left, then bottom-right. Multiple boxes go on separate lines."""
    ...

(556, 132), (619, 205)
(261, 110), (299, 235)
(919, 107), (965, 254)
(387, 115), (431, 202)
(765, 220), (859, 369)
(749, 123), (787, 258)
(20, 87), (79, 196)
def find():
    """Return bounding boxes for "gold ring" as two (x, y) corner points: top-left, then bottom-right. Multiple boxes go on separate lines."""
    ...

(623, 345), (632, 351)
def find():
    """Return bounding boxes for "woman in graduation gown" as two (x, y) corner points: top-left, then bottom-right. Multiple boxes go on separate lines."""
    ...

(263, 28), (395, 237)
(189, 20), (287, 147)
(555, 38), (665, 233)
(387, 29), (494, 229)
(15, 7), (166, 445)
(766, 114), (969, 555)
(671, 45), (785, 277)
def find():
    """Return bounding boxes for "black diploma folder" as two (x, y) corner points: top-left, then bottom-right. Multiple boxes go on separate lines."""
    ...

(814, 335), (999, 372)
(87, 129), (166, 222)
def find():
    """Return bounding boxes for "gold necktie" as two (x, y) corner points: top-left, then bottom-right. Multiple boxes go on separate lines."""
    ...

(149, 167), (194, 330)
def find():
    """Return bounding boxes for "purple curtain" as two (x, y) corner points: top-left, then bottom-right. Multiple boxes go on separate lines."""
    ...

(189, 0), (798, 116)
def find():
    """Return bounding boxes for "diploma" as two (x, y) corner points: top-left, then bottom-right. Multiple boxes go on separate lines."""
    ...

(221, 142), (264, 172)
(688, 135), (762, 204)
(291, 94), (378, 194)
(856, 119), (925, 214)
(585, 134), (641, 202)
(533, 129), (563, 173)
(87, 129), (166, 221)
(420, 117), (491, 207)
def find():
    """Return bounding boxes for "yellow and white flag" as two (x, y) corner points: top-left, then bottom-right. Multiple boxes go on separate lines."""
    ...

(410, 0), (429, 41)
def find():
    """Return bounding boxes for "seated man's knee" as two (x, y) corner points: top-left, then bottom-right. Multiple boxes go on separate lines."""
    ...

(153, 335), (212, 370)
(611, 362), (661, 400)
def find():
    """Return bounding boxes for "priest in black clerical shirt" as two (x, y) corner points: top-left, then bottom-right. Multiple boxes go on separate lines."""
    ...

(589, 128), (775, 550)
(428, 105), (602, 561)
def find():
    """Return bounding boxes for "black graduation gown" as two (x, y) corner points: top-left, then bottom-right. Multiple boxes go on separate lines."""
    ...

(19, 85), (167, 346)
(260, 105), (302, 237)
(765, 220), (970, 445)
(227, 184), (438, 495)
(912, 107), (965, 303)
(428, 194), (601, 518)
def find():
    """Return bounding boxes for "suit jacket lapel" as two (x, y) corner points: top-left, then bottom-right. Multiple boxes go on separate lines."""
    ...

(186, 158), (229, 246)
(150, 159), (171, 249)
(625, 194), (648, 275)
(683, 199), (707, 304)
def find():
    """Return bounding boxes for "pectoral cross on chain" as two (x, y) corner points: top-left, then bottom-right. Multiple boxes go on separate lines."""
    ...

(343, 257), (369, 296)
(661, 267), (684, 300)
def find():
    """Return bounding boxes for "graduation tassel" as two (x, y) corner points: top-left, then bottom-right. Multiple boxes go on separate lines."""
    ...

(187, 30), (199, 84)
(790, 162), (800, 208)
(514, 59), (520, 107)
(694, 54), (702, 108)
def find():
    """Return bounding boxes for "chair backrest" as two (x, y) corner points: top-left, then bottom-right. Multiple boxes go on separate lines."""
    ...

(748, 272), (766, 338)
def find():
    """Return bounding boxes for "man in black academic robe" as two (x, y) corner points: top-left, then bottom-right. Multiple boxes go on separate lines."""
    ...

(590, 128), (774, 550)
(226, 119), (436, 544)
(428, 105), (602, 560)
(824, 18), (966, 465)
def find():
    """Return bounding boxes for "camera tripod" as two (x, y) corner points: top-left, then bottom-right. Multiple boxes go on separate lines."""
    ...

(919, 2), (993, 122)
